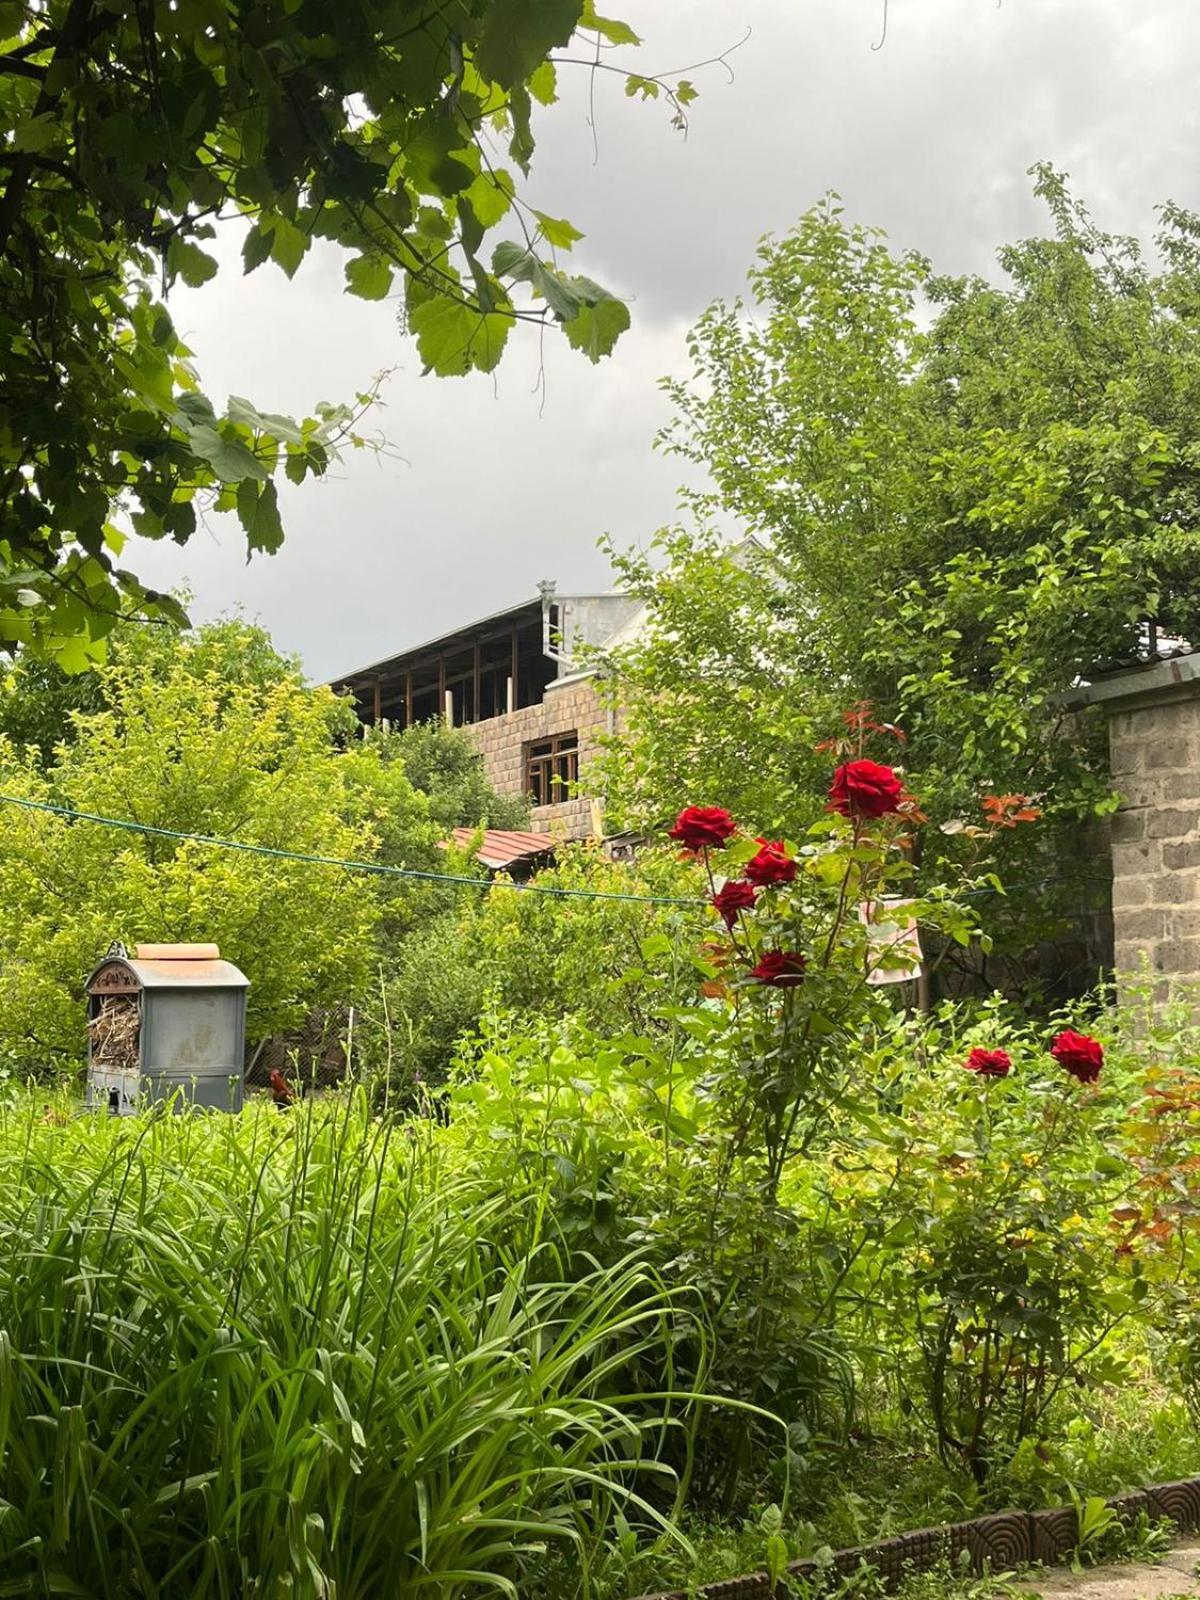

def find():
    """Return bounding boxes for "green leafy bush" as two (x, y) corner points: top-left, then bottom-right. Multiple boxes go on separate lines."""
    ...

(851, 1006), (1139, 1483)
(381, 719), (530, 833)
(357, 846), (703, 1096)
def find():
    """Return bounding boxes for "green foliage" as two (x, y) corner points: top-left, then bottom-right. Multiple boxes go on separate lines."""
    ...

(464, 848), (699, 1031)
(382, 716), (529, 832)
(0, 0), (669, 667)
(0, 643), (436, 1065)
(403, 776), (1200, 1529)
(0, 1093), (704, 1597)
(359, 909), (491, 1094)
(599, 528), (837, 838)
(0, 611), (312, 766)
(605, 170), (1200, 984)
(356, 846), (701, 1095)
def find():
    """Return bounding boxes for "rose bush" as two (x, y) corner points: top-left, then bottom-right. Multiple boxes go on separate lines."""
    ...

(847, 1008), (1137, 1484)
(616, 708), (1140, 1506)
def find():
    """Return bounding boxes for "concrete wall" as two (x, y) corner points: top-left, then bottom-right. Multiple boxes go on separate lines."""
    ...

(1108, 693), (1200, 987)
(557, 595), (644, 663)
(466, 672), (614, 841)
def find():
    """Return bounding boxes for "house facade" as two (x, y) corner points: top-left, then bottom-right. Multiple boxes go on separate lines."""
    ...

(330, 582), (645, 840)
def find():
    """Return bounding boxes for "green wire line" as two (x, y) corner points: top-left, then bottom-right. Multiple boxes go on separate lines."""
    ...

(0, 793), (1109, 912)
(0, 793), (707, 908)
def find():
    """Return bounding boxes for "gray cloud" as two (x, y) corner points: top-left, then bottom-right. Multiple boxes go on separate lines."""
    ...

(135, 0), (1200, 681)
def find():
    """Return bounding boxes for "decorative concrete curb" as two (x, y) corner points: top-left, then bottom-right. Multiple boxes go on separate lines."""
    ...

(628, 1477), (1200, 1599)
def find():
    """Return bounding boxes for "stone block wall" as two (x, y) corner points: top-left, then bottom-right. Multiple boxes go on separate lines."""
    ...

(1108, 696), (1200, 986)
(465, 672), (613, 842)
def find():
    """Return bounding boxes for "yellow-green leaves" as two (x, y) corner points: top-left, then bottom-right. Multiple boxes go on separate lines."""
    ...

(167, 238), (219, 288)
(492, 242), (629, 361)
(344, 254), (394, 301)
(563, 293), (631, 363)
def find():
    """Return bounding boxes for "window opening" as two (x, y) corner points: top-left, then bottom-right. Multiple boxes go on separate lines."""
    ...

(526, 731), (579, 806)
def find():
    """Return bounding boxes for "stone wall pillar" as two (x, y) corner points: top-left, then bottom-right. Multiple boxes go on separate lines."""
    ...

(1071, 655), (1200, 995)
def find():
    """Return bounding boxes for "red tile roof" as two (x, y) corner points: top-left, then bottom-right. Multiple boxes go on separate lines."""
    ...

(446, 827), (556, 872)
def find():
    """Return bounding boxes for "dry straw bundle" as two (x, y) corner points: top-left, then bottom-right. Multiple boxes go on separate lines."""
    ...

(88, 996), (139, 1070)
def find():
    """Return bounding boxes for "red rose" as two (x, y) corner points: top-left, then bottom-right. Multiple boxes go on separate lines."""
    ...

(744, 839), (797, 886)
(668, 805), (737, 851)
(749, 950), (807, 987)
(712, 879), (757, 927)
(828, 759), (905, 820)
(1050, 1030), (1104, 1084)
(964, 1047), (1012, 1079)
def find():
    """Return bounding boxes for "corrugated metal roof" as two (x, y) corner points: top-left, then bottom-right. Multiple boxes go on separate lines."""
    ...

(446, 827), (556, 872)
(330, 596), (543, 689)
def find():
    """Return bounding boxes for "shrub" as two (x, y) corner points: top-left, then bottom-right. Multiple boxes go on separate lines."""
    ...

(358, 846), (704, 1096)
(852, 1007), (1139, 1483)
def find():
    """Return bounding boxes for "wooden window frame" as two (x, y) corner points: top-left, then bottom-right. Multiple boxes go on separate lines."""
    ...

(525, 730), (579, 807)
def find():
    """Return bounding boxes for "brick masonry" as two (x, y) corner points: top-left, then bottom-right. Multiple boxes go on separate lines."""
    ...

(464, 672), (615, 842)
(1108, 694), (1200, 989)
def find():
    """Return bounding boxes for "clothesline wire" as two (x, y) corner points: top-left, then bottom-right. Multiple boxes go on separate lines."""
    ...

(0, 792), (1108, 910)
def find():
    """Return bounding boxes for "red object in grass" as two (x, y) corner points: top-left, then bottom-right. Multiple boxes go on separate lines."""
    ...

(268, 1068), (295, 1106)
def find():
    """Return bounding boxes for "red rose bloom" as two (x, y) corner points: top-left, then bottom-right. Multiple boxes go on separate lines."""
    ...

(668, 805), (737, 851)
(744, 839), (797, 886)
(828, 759), (905, 820)
(712, 880), (757, 927)
(964, 1047), (1012, 1079)
(1050, 1030), (1104, 1084)
(749, 950), (807, 987)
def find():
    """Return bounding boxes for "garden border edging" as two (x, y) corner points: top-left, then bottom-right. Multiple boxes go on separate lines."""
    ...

(628, 1477), (1200, 1599)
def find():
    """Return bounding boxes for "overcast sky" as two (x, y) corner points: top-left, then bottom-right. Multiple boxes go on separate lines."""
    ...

(137, 0), (1200, 682)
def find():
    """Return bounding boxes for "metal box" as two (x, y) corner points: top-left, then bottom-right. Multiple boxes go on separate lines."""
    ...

(86, 942), (249, 1114)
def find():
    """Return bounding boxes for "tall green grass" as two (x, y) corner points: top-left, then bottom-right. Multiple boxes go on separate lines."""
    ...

(0, 1093), (703, 1597)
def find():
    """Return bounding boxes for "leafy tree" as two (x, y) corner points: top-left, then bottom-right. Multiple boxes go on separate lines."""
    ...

(0, 611), (318, 765)
(605, 169), (1200, 985)
(0, 647), (435, 1068)
(0, 0), (688, 665)
(383, 716), (529, 831)
(599, 527), (840, 838)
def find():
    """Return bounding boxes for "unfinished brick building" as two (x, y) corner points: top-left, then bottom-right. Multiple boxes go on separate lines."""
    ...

(331, 582), (644, 841)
